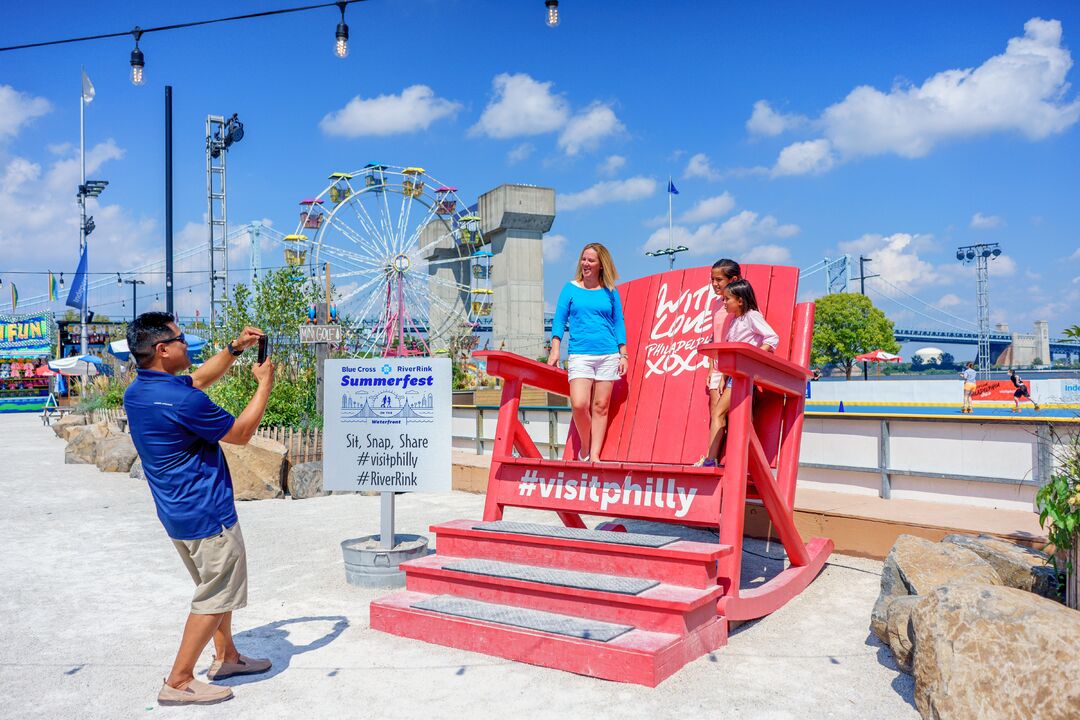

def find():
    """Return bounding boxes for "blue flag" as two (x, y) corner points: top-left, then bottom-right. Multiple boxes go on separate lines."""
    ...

(667, 179), (679, 195)
(66, 245), (88, 310)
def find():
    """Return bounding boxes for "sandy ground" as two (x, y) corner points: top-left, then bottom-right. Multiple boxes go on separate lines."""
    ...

(0, 413), (917, 719)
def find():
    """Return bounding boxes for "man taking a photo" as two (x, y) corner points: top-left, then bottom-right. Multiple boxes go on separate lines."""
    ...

(123, 312), (275, 706)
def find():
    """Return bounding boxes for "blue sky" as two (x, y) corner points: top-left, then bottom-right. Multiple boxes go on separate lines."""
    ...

(1, 1), (1079, 349)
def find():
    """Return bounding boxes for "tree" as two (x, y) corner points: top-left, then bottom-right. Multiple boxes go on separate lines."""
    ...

(204, 268), (325, 428)
(939, 352), (955, 369)
(811, 293), (900, 379)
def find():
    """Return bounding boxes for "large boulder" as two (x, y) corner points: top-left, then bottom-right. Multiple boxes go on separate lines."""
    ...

(64, 423), (113, 465)
(871, 534), (1002, 643)
(912, 584), (1080, 720)
(94, 434), (139, 473)
(288, 461), (327, 499)
(222, 435), (287, 500)
(52, 413), (88, 440)
(129, 458), (144, 480)
(943, 534), (1058, 601)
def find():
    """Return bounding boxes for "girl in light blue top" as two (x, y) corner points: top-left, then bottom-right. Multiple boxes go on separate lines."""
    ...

(547, 243), (627, 462)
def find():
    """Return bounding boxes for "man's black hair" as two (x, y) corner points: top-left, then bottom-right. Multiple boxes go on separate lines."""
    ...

(126, 311), (176, 368)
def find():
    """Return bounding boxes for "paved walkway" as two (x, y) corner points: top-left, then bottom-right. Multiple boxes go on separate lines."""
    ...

(0, 413), (917, 719)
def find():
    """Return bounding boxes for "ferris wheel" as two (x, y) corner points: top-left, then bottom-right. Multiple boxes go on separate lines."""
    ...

(286, 165), (493, 357)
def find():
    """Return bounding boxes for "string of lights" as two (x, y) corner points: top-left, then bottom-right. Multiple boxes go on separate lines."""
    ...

(0, 1), (560, 83)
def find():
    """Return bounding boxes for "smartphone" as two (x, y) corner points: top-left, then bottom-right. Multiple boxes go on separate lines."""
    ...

(257, 335), (269, 364)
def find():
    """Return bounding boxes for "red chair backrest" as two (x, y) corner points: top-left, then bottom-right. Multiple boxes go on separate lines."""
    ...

(592, 264), (803, 465)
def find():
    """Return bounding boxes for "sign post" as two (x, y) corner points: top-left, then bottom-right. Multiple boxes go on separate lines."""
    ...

(324, 357), (451, 587)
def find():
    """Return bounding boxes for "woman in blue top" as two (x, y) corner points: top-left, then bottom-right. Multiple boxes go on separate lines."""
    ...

(546, 243), (628, 462)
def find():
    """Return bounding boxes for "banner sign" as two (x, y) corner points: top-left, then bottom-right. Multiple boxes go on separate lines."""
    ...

(973, 380), (1028, 402)
(299, 325), (344, 344)
(323, 358), (451, 493)
(0, 312), (54, 359)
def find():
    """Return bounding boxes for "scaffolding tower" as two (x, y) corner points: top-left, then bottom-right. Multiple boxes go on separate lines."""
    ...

(206, 115), (229, 326)
(956, 243), (1002, 378)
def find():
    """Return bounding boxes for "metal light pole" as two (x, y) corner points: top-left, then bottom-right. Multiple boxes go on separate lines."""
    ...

(957, 243), (1002, 378)
(206, 113), (244, 328)
(165, 86), (174, 315)
(645, 245), (690, 270)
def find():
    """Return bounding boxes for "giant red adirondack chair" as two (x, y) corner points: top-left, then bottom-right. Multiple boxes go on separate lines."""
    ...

(370, 264), (832, 686)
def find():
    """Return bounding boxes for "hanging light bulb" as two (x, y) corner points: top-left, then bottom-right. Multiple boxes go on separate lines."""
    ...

(130, 28), (145, 86)
(334, 1), (349, 58)
(545, 0), (560, 27)
(116, 273), (123, 286)
(59, 273), (65, 290)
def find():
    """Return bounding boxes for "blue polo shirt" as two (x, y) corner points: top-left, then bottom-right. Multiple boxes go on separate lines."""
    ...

(124, 369), (237, 540)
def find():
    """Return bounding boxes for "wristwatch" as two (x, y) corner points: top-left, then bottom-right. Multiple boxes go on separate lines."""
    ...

(227, 341), (244, 357)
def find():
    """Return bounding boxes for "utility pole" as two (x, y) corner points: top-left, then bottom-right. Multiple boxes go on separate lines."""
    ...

(853, 255), (879, 381)
(120, 276), (146, 321)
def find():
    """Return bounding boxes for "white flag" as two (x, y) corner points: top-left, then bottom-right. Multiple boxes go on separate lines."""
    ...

(81, 68), (95, 104)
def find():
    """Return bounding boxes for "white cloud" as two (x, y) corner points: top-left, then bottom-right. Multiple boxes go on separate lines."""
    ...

(597, 155), (626, 176)
(679, 192), (735, 223)
(642, 210), (799, 257)
(772, 139), (835, 177)
(746, 100), (806, 136)
(937, 293), (964, 309)
(971, 212), (1003, 229)
(837, 233), (942, 289)
(0, 142), (156, 280)
(507, 143), (534, 164)
(1069, 247), (1080, 260)
(558, 176), (657, 211)
(543, 233), (568, 262)
(470, 73), (570, 138)
(767, 18), (1080, 175)
(319, 85), (462, 137)
(683, 152), (721, 181)
(0, 85), (51, 140)
(558, 102), (625, 156)
(45, 139), (124, 192)
(744, 245), (792, 263)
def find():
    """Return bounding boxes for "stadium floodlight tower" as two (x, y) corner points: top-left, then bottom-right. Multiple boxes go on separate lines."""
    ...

(956, 242), (1002, 378)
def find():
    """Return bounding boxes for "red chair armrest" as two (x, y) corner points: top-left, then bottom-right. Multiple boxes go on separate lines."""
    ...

(473, 351), (570, 397)
(697, 342), (810, 396)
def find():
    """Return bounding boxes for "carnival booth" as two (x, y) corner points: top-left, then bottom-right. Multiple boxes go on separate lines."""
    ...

(0, 312), (56, 413)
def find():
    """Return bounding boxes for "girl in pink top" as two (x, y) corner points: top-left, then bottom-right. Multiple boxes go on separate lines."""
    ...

(699, 259), (741, 467)
(696, 278), (778, 467)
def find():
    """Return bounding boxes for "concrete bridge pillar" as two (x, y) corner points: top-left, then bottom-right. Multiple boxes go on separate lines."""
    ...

(478, 184), (555, 359)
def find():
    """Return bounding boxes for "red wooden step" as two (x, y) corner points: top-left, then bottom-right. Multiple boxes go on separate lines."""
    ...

(370, 590), (728, 687)
(431, 519), (730, 588)
(402, 554), (723, 635)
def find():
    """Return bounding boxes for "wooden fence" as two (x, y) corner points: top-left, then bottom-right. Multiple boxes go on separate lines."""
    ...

(254, 426), (324, 465)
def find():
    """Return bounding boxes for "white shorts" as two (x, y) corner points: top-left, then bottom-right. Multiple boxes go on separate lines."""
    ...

(566, 353), (621, 381)
(707, 369), (725, 391)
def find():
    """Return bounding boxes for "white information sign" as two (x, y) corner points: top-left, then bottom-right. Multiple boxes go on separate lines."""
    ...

(323, 358), (451, 493)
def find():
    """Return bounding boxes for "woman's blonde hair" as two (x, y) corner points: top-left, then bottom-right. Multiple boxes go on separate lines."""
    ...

(574, 242), (619, 290)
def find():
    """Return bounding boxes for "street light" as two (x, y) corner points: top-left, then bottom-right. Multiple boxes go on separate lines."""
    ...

(645, 245), (689, 270)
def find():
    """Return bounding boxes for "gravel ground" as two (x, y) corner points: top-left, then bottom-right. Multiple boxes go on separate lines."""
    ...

(0, 413), (917, 719)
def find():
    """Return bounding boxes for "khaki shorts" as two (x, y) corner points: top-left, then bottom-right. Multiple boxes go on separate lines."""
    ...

(172, 522), (248, 614)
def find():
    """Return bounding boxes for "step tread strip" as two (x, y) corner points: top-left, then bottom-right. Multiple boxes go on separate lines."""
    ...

(442, 558), (660, 595)
(473, 521), (679, 548)
(410, 594), (634, 642)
